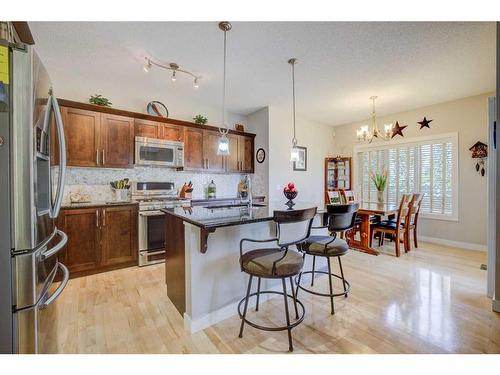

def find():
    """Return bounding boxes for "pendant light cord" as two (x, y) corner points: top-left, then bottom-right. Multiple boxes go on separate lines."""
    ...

(221, 28), (228, 135)
(291, 59), (297, 146)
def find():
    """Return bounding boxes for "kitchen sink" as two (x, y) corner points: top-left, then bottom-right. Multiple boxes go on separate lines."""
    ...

(203, 203), (267, 209)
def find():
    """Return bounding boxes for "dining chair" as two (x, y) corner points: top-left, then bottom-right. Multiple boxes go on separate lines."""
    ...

(327, 190), (342, 204)
(371, 194), (412, 257)
(238, 206), (317, 352)
(403, 193), (423, 251)
(295, 203), (359, 315)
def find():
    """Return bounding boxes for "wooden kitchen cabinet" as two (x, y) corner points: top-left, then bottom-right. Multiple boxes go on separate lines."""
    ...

(238, 135), (254, 173)
(161, 123), (183, 142)
(57, 207), (100, 274)
(223, 134), (254, 173)
(58, 99), (255, 173)
(58, 204), (138, 278)
(100, 113), (134, 168)
(203, 130), (225, 173)
(225, 134), (240, 172)
(184, 127), (205, 170)
(61, 107), (134, 168)
(100, 205), (138, 266)
(61, 107), (100, 167)
(135, 118), (160, 138)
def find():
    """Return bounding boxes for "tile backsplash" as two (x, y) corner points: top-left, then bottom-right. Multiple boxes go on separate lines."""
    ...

(59, 166), (265, 203)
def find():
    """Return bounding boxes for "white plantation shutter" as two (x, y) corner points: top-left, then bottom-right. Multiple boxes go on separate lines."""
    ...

(355, 133), (457, 220)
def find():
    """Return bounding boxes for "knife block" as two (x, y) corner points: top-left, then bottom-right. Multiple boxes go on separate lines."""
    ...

(179, 184), (193, 199)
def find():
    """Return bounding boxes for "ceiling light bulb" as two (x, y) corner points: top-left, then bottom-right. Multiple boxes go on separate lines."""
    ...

(143, 59), (152, 73)
(194, 78), (199, 88)
(217, 134), (230, 156)
(171, 70), (176, 81)
(290, 146), (300, 162)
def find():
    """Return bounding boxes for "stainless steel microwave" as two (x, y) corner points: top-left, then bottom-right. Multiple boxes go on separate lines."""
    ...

(135, 137), (184, 168)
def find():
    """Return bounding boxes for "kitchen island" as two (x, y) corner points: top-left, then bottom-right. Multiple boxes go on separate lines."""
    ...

(162, 201), (325, 333)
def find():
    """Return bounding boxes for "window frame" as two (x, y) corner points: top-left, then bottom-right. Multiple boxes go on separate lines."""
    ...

(352, 132), (459, 222)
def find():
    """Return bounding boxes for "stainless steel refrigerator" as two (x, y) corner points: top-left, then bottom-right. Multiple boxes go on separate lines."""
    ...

(0, 33), (68, 353)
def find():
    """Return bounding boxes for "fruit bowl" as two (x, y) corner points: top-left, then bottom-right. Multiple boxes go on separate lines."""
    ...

(283, 190), (298, 201)
(283, 182), (298, 208)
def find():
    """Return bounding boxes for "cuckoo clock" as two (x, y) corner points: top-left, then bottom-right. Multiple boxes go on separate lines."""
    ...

(469, 141), (487, 176)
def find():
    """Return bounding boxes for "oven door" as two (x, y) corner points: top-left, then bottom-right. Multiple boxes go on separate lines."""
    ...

(138, 210), (166, 266)
(135, 140), (176, 166)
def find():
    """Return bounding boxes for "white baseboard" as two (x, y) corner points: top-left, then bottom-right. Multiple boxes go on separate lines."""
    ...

(493, 299), (500, 313)
(183, 283), (283, 334)
(419, 236), (487, 252)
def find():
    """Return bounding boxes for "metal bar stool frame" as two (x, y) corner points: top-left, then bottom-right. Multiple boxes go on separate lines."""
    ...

(238, 207), (317, 352)
(295, 203), (359, 315)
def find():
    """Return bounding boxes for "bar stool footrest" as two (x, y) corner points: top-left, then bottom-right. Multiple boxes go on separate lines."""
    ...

(295, 270), (351, 298)
(237, 291), (305, 332)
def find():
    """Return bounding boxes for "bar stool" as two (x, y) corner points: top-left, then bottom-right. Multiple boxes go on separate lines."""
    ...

(295, 203), (359, 315)
(238, 206), (317, 352)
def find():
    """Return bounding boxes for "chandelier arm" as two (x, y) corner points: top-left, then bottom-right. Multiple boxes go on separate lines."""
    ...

(221, 27), (228, 132)
(291, 60), (296, 143)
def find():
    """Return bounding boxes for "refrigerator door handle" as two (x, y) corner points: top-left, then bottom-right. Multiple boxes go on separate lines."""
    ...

(40, 229), (67, 260)
(50, 95), (67, 219)
(40, 262), (69, 309)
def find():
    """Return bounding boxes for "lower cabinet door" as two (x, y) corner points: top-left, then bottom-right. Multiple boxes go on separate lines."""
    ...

(100, 205), (138, 266)
(58, 208), (100, 274)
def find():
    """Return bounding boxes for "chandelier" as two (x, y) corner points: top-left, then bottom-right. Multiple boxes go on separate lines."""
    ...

(143, 58), (200, 88)
(288, 58), (300, 162)
(356, 96), (393, 143)
(216, 21), (232, 156)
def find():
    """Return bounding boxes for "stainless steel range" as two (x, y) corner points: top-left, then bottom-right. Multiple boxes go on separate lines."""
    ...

(132, 182), (190, 266)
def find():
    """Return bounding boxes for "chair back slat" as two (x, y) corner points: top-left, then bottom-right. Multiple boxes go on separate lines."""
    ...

(326, 203), (359, 232)
(274, 207), (317, 247)
(396, 194), (412, 228)
(406, 193), (423, 225)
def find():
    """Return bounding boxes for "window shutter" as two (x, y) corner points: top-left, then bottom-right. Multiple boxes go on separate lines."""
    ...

(356, 134), (456, 219)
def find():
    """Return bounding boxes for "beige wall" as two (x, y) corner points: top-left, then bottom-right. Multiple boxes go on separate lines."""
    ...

(246, 108), (269, 198)
(333, 92), (493, 247)
(268, 106), (336, 205)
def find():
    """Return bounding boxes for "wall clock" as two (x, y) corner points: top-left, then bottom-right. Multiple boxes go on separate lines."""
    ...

(147, 101), (169, 117)
(256, 148), (266, 163)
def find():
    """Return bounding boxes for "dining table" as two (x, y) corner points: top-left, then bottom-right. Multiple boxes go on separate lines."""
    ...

(346, 201), (399, 255)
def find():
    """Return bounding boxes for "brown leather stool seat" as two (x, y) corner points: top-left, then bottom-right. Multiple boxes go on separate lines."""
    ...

(240, 248), (304, 278)
(302, 235), (349, 257)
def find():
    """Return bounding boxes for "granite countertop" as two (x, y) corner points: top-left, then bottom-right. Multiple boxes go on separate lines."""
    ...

(161, 201), (325, 230)
(191, 195), (265, 204)
(62, 201), (138, 209)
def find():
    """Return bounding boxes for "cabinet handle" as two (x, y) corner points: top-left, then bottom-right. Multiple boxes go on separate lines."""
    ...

(207, 159), (209, 169)
(102, 209), (106, 227)
(96, 209), (99, 227)
(96, 149), (99, 165)
(102, 150), (105, 165)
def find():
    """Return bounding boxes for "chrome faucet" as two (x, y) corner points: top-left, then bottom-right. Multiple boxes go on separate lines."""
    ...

(247, 174), (253, 206)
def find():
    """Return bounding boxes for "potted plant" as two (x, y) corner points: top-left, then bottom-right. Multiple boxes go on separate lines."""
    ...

(370, 168), (387, 203)
(89, 94), (112, 107)
(193, 114), (208, 125)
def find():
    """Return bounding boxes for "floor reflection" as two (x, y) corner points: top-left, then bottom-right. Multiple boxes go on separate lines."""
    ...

(385, 267), (455, 352)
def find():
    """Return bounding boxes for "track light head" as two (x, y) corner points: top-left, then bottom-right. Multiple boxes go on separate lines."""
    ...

(143, 59), (152, 72)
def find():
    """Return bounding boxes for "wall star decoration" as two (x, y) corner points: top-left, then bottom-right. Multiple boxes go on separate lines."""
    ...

(418, 116), (433, 129)
(391, 121), (407, 138)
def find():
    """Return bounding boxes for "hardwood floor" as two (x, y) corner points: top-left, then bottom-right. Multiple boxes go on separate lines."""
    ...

(47, 242), (500, 354)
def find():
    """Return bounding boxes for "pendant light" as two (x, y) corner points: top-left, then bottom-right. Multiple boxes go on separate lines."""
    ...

(217, 21), (232, 156)
(288, 58), (300, 162)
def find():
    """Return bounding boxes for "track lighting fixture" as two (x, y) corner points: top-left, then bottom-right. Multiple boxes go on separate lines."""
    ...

(142, 57), (200, 88)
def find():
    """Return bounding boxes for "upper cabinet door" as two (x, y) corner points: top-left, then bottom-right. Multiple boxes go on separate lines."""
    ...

(161, 124), (184, 142)
(225, 134), (240, 173)
(61, 106), (100, 167)
(239, 135), (254, 173)
(134, 118), (160, 139)
(100, 113), (134, 168)
(184, 127), (205, 170)
(203, 130), (225, 172)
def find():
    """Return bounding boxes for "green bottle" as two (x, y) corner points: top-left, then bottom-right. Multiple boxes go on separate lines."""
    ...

(208, 180), (216, 198)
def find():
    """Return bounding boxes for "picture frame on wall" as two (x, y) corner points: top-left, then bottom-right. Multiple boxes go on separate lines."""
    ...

(293, 146), (307, 171)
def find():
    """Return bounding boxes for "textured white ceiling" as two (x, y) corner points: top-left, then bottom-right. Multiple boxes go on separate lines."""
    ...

(29, 21), (495, 126)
